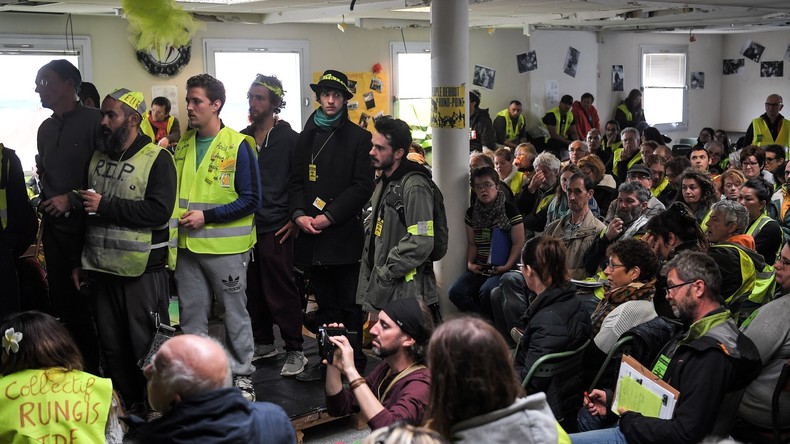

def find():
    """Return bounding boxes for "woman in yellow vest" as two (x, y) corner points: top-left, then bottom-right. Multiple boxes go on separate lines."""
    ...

(739, 177), (783, 265)
(0, 311), (122, 443)
(614, 89), (646, 131)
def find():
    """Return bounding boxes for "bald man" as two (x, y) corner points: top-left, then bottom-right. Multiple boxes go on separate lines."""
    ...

(746, 94), (790, 148)
(125, 335), (295, 444)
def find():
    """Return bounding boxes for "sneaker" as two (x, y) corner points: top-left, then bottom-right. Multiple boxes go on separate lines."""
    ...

(233, 375), (256, 402)
(295, 363), (324, 382)
(253, 343), (278, 360)
(280, 351), (308, 376)
(510, 327), (524, 344)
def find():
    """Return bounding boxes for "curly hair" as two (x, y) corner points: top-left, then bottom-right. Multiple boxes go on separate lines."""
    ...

(250, 74), (286, 114)
(679, 168), (717, 208)
(607, 238), (660, 281)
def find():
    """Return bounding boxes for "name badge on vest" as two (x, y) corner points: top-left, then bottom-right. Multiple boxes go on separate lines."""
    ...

(220, 172), (231, 188)
(309, 164), (317, 182)
(313, 197), (326, 210)
(375, 217), (384, 237)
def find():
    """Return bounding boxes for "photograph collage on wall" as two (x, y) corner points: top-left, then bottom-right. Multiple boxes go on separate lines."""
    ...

(473, 64), (496, 90)
(517, 50), (537, 74)
(760, 61), (784, 78)
(723, 59), (745, 75)
(612, 65), (624, 91)
(564, 47), (580, 77)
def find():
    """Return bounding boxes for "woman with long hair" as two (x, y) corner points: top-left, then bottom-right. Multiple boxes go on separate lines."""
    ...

(0, 311), (122, 443)
(615, 89), (646, 130)
(739, 176), (783, 264)
(678, 168), (717, 231)
(449, 166), (525, 318)
(578, 154), (616, 212)
(425, 317), (567, 442)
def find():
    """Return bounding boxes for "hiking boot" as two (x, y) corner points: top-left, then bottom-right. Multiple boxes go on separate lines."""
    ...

(295, 363), (324, 382)
(253, 343), (278, 360)
(280, 351), (308, 376)
(233, 375), (256, 402)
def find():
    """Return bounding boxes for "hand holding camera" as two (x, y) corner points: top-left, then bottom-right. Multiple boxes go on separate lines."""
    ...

(318, 324), (358, 374)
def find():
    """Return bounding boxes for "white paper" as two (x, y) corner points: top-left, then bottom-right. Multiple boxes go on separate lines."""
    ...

(611, 355), (677, 419)
(151, 85), (180, 119)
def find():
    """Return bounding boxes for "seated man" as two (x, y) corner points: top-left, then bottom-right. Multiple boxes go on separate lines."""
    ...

(125, 335), (295, 444)
(573, 251), (761, 444)
(140, 96), (181, 148)
(324, 298), (434, 430)
(736, 242), (790, 434)
(493, 100), (526, 148)
(541, 95), (579, 159)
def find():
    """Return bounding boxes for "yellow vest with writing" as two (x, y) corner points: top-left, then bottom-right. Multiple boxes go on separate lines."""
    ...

(174, 128), (256, 254)
(496, 109), (525, 141)
(82, 144), (177, 276)
(0, 146), (8, 229)
(751, 117), (790, 147)
(543, 107), (574, 143)
(0, 368), (112, 444)
(140, 111), (175, 143)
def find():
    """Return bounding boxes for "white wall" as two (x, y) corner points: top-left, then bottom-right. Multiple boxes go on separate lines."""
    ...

(720, 30), (790, 133)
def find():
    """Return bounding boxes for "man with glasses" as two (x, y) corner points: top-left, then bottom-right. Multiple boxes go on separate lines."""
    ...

(763, 144), (786, 185)
(573, 251), (761, 444)
(611, 127), (641, 184)
(704, 140), (726, 175)
(746, 94), (790, 148)
(567, 140), (590, 166)
(516, 151), (560, 238)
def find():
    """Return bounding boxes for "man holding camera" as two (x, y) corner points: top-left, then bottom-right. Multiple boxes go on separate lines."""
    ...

(323, 298), (434, 429)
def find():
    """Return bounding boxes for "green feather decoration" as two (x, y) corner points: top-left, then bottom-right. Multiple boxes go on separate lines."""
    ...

(122, 0), (202, 61)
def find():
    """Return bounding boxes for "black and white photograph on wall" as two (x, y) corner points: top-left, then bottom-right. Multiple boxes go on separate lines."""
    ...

(347, 79), (358, 94)
(564, 47), (580, 77)
(473, 64), (496, 90)
(785, 43), (790, 61)
(723, 58), (745, 75)
(760, 61), (784, 78)
(369, 77), (383, 93)
(612, 65), (624, 91)
(517, 51), (538, 74)
(363, 92), (375, 109)
(690, 72), (704, 89)
(358, 112), (370, 129)
(741, 40), (765, 63)
(347, 101), (359, 110)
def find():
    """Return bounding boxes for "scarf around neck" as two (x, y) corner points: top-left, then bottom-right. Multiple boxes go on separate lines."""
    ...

(314, 107), (344, 129)
(470, 190), (511, 232)
(591, 278), (656, 336)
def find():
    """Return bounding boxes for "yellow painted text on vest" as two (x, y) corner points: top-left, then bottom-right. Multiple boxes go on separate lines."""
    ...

(3, 375), (102, 426)
(92, 159), (135, 181)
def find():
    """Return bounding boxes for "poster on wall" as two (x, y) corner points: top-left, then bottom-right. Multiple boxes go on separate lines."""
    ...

(612, 65), (624, 91)
(564, 47), (580, 78)
(313, 70), (390, 131)
(723, 59), (745, 75)
(517, 51), (537, 74)
(741, 40), (765, 63)
(760, 61), (784, 78)
(545, 80), (559, 109)
(473, 65), (496, 90)
(785, 43), (790, 61)
(431, 84), (466, 129)
(690, 72), (704, 89)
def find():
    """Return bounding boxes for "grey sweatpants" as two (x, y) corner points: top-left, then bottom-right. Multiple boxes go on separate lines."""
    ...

(175, 248), (255, 376)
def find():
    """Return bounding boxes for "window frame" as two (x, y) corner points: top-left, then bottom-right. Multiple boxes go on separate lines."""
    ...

(0, 34), (93, 78)
(639, 44), (688, 133)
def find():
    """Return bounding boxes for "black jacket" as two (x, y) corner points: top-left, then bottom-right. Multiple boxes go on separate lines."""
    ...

(289, 108), (374, 265)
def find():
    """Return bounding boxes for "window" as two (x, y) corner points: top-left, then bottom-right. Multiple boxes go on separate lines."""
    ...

(640, 45), (687, 131)
(0, 35), (92, 172)
(204, 39), (308, 132)
(391, 42), (431, 133)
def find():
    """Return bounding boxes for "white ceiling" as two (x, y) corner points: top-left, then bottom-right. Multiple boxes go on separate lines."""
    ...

(1, 0), (789, 33)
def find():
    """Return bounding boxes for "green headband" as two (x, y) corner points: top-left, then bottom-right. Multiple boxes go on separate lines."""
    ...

(253, 78), (284, 99)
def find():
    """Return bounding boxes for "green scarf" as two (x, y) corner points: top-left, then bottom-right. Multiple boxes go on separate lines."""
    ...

(314, 107), (344, 129)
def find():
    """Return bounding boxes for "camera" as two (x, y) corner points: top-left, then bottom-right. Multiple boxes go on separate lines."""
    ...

(318, 326), (358, 364)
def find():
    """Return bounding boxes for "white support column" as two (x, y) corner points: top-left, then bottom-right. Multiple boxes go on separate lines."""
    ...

(431, 0), (468, 316)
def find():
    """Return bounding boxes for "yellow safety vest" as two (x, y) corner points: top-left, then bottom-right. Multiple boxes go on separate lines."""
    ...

(0, 368), (113, 444)
(617, 104), (633, 122)
(712, 242), (775, 307)
(751, 117), (790, 147)
(173, 128), (257, 254)
(611, 148), (642, 179)
(543, 107), (574, 143)
(495, 109), (525, 141)
(140, 112), (175, 143)
(651, 176), (670, 198)
(82, 144), (177, 276)
(747, 213), (784, 260)
(509, 171), (524, 196)
(0, 145), (8, 229)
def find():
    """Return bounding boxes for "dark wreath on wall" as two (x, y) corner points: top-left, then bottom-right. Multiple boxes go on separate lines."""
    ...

(136, 44), (192, 78)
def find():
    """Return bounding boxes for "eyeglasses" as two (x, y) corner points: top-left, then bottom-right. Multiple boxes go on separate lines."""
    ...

(666, 280), (696, 292)
(742, 161), (759, 167)
(605, 260), (628, 269)
(765, 102), (783, 107)
(766, 156), (778, 163)
(776, 256), (790, 268)
(474, 182), (497, 191)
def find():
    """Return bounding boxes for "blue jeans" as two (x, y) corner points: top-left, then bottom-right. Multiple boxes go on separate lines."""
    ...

(569, 425), (628, 444)
(448, 270), (502, 318)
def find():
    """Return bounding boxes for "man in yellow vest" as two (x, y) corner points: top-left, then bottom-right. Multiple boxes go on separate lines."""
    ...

(140, 96), (181, 149)
(79, 88), (176, 416)
(746, 94), (790, 148)
(611, 127), (642, 183)
(541, 94), (579, 160)
(493, 100), (526, 148)
(173, 74), (262, 401)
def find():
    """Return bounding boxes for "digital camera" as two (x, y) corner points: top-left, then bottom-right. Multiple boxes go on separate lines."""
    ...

(318, 326), (358, 364)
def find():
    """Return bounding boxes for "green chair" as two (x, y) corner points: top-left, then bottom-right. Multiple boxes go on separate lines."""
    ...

(587, 335), (634, 392)
(521, 339), (591, 389)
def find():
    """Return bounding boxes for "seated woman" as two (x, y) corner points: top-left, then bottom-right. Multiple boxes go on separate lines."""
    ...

(425, 316), (569, 443)
(693, 127), (715, 150)
(449, 166), (525, 318)
(546, 163), (581, 226)
(678, 168), (717, 231)
(0, 311), (122, 443)
(719, 168), (746, 201)
(740, 144), (774, 185)
(739, 176), (783, 265)
(578, 154), (616, 212)
(513, 236), (591, 421)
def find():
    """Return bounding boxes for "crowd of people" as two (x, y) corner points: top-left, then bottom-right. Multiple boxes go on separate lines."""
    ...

(1, 57), (789, 443)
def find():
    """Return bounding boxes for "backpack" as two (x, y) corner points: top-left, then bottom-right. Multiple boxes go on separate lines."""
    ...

(388, 170), (449, 261)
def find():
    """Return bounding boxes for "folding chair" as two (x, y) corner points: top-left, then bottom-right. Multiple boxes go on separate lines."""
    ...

(588, 335), (634, 392)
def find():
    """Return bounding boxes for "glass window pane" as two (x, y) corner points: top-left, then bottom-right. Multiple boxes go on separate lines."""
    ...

(644, 87), (684, 125)
(643, 53), (686, 87)
(214, 52), (303, 131)
(396, 52), (431, 128)
(0, 54), (80, 171)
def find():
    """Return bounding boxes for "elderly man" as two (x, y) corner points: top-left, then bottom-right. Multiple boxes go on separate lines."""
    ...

(611, 127), (642, 183)
(544, 173), (605, 279)
(746, 94), (790, 148)
(80, 89), (176, 415)
(573, 251), (760, 444)
(584, 180), (654, 275)
(706, 199), (774, 322)
(324, 298), (434, 430)
(735, 243), (790, 434)
(493, 100), (526, 148)
(705, 140), (727, 175)
(620, 164), (666, 218)
(125, 335), (295, 443)
(516, 152), (561, 238)
(567, 140), (590, 166)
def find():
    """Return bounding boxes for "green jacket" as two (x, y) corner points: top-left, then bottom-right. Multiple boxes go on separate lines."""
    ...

(357, 163), (437, 312)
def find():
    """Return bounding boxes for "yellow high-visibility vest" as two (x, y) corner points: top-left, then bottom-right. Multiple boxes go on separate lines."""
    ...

(140, 111), (175, 142)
